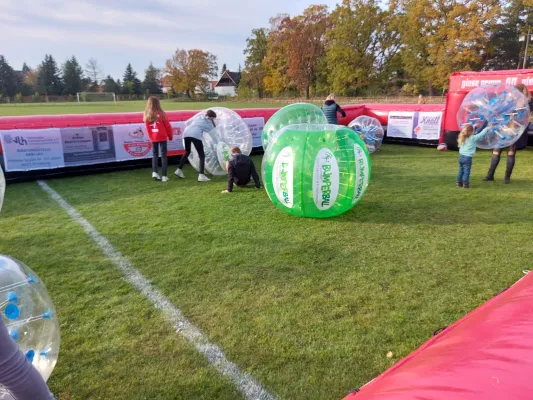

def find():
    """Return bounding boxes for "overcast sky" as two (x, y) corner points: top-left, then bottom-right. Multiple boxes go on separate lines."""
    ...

(0, 0), (338, 81)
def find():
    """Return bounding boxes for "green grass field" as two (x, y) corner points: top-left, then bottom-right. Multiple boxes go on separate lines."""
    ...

(0, 101), (283, 117)
(1, 145), (532, 399)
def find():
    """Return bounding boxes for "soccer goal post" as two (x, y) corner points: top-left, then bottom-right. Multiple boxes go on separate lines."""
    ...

(76, 92), (117, 103)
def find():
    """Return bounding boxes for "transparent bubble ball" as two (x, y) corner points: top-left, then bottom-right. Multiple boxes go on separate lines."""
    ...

(0, 255), (60, 398)
(184, 108), (252, 175)
(457, 83), (530, 149)
(348, 116), (384, 154)
(261, 103), (328, 150)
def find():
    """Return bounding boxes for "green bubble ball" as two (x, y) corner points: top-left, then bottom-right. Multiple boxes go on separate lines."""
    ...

(261, 103), (328, 149)
(262, 124), (371, 218)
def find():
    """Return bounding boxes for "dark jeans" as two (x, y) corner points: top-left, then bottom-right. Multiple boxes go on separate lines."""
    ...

(179, 137), (205, 174)
(152, 141), (168, 177)
(457, 155), (473, 184)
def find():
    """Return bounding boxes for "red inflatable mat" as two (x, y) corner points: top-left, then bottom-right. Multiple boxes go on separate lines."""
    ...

(343, 272), (533, 400)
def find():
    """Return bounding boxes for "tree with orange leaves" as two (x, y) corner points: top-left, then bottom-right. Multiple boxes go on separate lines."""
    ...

(165, 49), (217, 98)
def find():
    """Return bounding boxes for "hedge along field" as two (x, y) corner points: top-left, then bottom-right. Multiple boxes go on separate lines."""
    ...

(0, 96), (444, 117)
(2, 145), (533, 399)
(0, 101), (282, 117)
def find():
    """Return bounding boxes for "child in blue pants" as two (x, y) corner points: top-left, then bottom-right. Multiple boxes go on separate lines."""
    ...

(457, 123), (490, 189)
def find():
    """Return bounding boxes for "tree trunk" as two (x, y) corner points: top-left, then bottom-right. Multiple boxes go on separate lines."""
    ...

(185, 89), (191, 98)
(305, 85), (310, 100)
(428, 81), (434, 96)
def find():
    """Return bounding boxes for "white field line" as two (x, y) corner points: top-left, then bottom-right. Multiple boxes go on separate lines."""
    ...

(38, 180), (276, 400)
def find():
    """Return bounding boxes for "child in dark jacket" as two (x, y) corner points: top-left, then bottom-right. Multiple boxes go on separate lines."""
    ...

(144, 96), (174, 182)
(322, 94), (346, 125)
(221, 147), (261, 193)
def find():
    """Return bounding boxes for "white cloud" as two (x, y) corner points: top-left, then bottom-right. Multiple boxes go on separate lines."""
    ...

(0, 0), (340, 77)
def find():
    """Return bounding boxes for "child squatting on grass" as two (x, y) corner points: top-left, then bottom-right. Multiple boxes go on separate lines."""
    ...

(456, 123), (490, 189)
(144, 96), (174, 182)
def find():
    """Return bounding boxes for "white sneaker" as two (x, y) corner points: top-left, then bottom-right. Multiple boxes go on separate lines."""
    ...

(175, 168), (185, 178)
(162, 176), (169, 182)
(152, 172), (161, 180)
(198, 174), (211, 182)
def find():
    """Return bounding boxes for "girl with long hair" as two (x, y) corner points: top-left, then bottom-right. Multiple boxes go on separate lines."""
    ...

(144, 96), (173, 182)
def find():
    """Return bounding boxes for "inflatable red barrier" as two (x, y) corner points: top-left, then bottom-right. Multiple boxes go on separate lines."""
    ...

(343, 272), (533, 400)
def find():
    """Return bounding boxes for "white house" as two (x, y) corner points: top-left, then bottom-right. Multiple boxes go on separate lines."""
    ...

(214, 71), (241, 97)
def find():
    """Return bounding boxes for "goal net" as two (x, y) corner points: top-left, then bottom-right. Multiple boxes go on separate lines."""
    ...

(77, 92), (117, 103)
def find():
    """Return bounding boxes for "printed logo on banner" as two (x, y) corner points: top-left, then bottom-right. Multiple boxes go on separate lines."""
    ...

(167, 121), (186, 156)
(353, 144), (369, 204)
(124, 127), (151, 157)
(0, 129), (65, 172)
(414, 112), (443, 140)
(113, 124), (153, 161)
(313, 148), (339, 210)
(4, 135), (28, 146)
(273, 146), (294, 208)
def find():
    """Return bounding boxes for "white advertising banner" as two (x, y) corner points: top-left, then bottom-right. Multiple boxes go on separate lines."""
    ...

(61, 126), (116, 166)
(0, 117), (267, 172)
(414, 112), (443, 140)
(112, 124), (153, 161)
(168, 121), (186, 155)
(0, 129), (65, 171)
(244, 117), (265, 148)
(387, 112), (416, 139)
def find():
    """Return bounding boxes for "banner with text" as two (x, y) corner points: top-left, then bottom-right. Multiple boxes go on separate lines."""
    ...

(0, 129), (65, 171)
(387, 111), (442, 140)
(0, 117), (267, 171)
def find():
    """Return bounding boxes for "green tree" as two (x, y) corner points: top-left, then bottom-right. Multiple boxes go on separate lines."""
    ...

(484, 1), (533, 70)
(287, 4), (329, 99)
(326, 0), (398, 95)
(398, 0), (501, 93)
(243, 28), (269, 98)
(62, 56), (84, 95)
(122, 63), (141, 95)
(263, 14), (292, 96)
(37, 54), (63, 95)
(142, 63), (162, 94)
(103, 75), (120, 93)
(21, 65), (37, 96)
(221, 63), (227, 76)
(22, 62), (31, 75)
(0, 55), (18, 98)
(164, 49), (218, 98)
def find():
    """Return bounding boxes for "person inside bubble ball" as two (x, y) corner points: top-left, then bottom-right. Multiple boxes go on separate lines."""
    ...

(457, 123), (491, 189)
(175, 110), (216, 182)
(221, 147), (261, 194)
(0, 317), (55, 400)
(322, 94), (346, 125)
(483, 83), (532, 184)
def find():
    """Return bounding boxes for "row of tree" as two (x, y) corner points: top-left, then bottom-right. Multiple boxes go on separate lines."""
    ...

(0, 54), (163, 99)
(239, 0), (533, 98)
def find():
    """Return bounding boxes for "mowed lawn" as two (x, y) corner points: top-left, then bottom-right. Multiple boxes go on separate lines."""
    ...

(1, 145), (533, 399)
(0, 100), (283, 117)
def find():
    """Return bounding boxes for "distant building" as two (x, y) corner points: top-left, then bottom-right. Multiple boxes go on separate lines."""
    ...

(160, 76), (172, 94)
(214, 71), (241, 97)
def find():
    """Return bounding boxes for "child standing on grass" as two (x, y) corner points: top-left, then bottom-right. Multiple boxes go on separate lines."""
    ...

(457, 123), (490, 189)
(144, 96), (173, 182)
